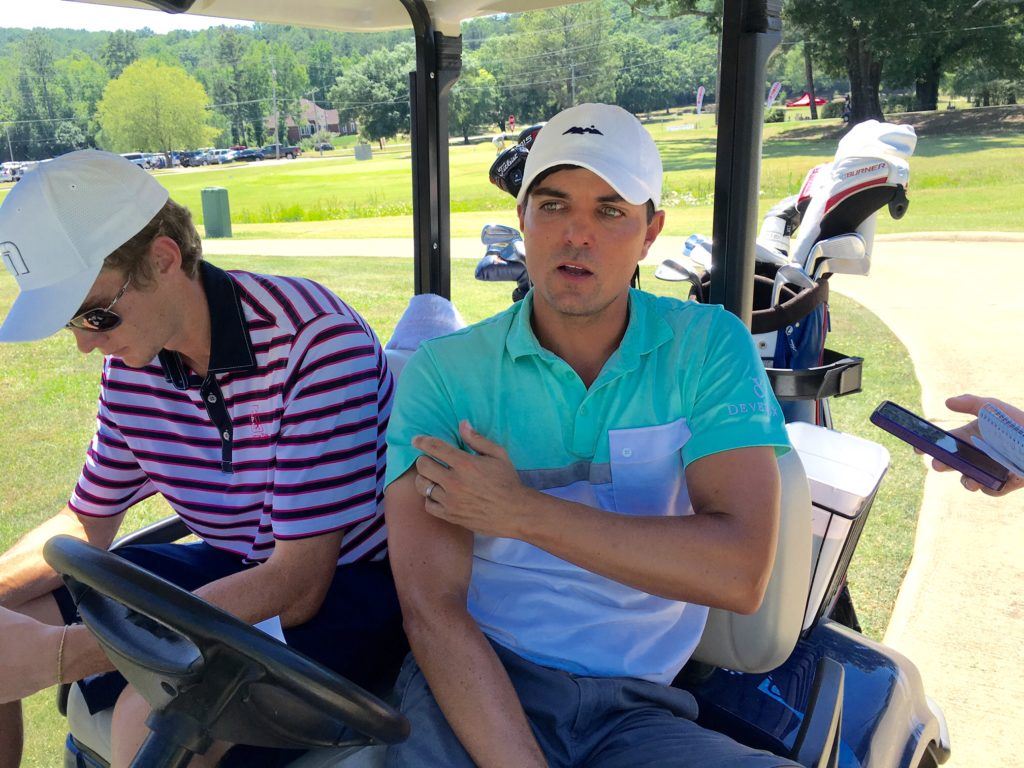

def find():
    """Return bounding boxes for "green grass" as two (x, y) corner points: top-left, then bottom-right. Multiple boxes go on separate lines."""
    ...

(824, 293), (925, 640)
(5, 114), (1021, 234)
(2, 256), (921, 765)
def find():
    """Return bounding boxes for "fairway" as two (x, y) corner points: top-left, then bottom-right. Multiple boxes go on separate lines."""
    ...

(4, 113), (1021, 238)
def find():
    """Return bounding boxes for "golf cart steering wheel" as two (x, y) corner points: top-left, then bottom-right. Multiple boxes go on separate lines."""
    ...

(44, 535), (409, 767)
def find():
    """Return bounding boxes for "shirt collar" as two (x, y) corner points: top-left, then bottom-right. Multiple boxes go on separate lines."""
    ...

(158, 261), (256, 390)
(505, 288), (674, 374)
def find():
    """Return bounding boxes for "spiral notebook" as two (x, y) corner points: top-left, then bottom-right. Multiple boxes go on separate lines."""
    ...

(971, 404), (1024, 477)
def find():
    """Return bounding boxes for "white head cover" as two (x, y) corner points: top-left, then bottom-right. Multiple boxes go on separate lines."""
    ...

(0, 149), (169, 342)
(516, 103), (663, 208)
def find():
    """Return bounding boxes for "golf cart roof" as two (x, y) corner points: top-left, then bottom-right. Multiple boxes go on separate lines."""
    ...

(70, 0), (574, 35)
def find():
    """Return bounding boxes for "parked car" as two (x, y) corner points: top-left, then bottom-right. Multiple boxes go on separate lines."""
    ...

(179, 150), (208, 167)
(0, 162), (22, 182)
(143, 153), (167, 169)
(209, 149), (237, 164)
(235, 148), (265, 162)
(119, 152), (151, 169)
(262, 143), (302, 159)
(314, 141), (334, 152)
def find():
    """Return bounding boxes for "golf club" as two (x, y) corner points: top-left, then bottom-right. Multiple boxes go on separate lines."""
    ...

(770, 264), (816, 308)
(755, 242), (791, 267)
(655, 259), (704, 302)
(804, 233), (867, 277)
(481, 223), (522, 246)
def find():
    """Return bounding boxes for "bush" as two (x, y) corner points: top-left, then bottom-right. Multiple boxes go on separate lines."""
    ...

(883, 95), (916, 114)
(764, 107), (785, 123)
(821, 100), (845, 119)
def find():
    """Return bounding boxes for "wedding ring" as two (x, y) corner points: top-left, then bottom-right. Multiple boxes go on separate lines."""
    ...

(424, 481), (437, 500)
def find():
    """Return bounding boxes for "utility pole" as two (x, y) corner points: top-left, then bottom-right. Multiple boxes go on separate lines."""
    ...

(271, 55), (280, 159)
(4, 125), (12, 163)
(308, 87), (321, 134)
(570, 63), (577, 105)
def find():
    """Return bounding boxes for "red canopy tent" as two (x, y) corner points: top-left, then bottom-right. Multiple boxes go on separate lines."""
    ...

(785, 92), (828, 108)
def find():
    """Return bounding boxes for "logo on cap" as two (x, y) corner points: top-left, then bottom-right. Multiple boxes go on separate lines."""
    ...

(1, 242), (28, 276)
(562, 125), (603, 136)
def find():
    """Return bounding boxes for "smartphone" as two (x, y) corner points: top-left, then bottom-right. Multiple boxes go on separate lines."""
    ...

(870, 400), (1009, 491)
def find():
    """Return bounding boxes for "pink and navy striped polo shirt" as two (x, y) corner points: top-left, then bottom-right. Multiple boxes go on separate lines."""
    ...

(69, 262), (393, 565)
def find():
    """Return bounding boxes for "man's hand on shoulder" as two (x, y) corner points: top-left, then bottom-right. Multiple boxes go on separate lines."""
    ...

(412, 421), (536, 539)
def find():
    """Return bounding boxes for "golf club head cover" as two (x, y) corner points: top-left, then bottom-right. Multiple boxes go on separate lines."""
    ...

(489, 144), (530, 197)
(516, 123), (545, 150)
(488, 123), (546, 198)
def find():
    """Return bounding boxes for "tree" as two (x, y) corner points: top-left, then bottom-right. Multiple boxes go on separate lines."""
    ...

(55, 52), (109, 146)
(502, 3), (621, 119)
(784, 1), (906, 122)
(449, 63), (499, 142)
(238, 39), (309, 147)
(306, 39), (342, 105)
(96, 59), (218, 155)
(101, 30), (140, 79)
(614, 34), (678, 116)
(21, 32), (61, 123)
(330, 43), (413, 143)
(881, 0), (1024, 111)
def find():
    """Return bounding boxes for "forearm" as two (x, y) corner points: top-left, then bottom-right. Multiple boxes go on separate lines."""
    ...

(515, 492), (772, 611)
(194, 532), (344, 628)
(195, 558), (324, 628)
(0, 508), (120, 608)
(406, 609), (546, 768)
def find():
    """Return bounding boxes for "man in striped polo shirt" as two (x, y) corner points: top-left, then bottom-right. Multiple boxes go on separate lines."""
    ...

(0, 150), (405, 766)
(384, 105), (796, 767)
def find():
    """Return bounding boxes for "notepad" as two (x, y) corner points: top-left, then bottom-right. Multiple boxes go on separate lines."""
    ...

(971, 404), (1024, 477)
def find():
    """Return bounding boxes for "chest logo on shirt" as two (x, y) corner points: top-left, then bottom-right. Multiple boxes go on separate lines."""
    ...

(726, 377), (778, 418)
(249, 408), (266, 437)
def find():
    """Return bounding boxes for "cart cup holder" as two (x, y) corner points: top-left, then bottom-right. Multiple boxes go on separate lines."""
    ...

(43, 536), (409, 768)
(767, 349), (863, 402)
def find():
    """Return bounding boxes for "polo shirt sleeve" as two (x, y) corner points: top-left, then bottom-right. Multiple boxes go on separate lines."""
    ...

(270, 314), (388, 540)
(681, 308), (790, 466)
(384, 345), (461, 489)
(69, 361), (156, 518)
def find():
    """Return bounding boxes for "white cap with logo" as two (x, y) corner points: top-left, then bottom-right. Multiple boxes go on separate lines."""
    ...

(0, 149), (169, 342)
(516, 103), (663, 208)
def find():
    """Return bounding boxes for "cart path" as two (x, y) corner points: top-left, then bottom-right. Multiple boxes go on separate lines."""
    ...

(203, 233), (1023, 766)
(829, 239), (1024, 768)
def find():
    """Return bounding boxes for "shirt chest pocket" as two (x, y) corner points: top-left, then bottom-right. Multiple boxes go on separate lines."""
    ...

(607, 418), (691, 516)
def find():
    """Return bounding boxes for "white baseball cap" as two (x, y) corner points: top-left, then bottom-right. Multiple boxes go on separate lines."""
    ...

(0, 149), (169, 342)
(516, 103), (663, 208)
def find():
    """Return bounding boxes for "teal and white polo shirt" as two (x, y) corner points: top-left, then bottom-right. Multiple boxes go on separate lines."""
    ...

(385, 289), (789, 684)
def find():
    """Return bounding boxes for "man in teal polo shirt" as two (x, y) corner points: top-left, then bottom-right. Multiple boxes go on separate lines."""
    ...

(384, 103), (796, 767)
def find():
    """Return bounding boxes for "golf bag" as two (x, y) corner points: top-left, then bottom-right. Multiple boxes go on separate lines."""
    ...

(669, 120), (917, 426)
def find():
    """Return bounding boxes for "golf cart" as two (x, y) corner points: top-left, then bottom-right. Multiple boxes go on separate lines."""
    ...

(51, 1), (950, 767)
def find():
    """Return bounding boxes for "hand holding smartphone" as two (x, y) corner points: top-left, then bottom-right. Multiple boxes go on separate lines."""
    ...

(870, 400), (1009, 491)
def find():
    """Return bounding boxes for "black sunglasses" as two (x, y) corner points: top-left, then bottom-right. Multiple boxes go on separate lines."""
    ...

(66, 278), (131, 333)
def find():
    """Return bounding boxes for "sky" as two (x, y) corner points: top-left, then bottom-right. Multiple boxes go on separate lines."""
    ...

(3, 0), (252, 34)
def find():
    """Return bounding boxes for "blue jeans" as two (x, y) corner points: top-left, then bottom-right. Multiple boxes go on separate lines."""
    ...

(386, 641), (798, 767)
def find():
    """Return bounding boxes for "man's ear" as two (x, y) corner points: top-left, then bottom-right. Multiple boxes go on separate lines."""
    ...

(517, 201), (526, 233)
(639, 209), (666, 263)
(149, 235), (183, 277)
